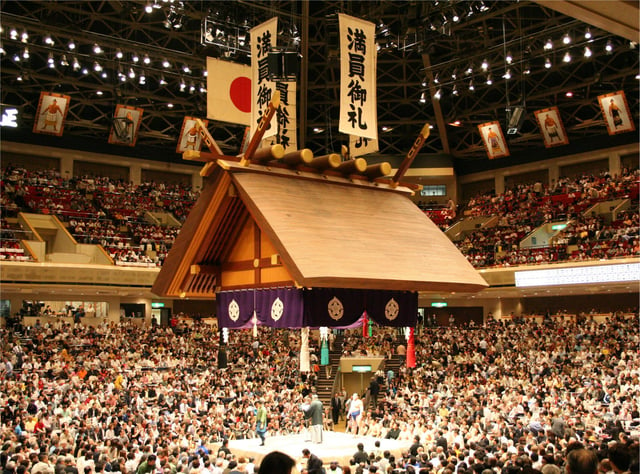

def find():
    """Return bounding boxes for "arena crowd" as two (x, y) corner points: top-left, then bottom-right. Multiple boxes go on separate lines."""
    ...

(0, 309), (638, 473)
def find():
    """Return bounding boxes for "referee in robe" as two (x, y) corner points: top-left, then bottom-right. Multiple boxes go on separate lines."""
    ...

(303, 394), (324, 443)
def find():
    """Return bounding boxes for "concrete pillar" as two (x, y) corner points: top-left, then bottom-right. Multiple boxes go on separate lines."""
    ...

(60, 156), (74, 180)
(609, 152), (622, 178)
(494, 174), (505, 195)
(130, 165), (142, 186)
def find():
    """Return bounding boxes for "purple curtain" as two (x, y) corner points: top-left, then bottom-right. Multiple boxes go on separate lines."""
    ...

(217, 288), (305, 328)
(303, 288), (365, 327)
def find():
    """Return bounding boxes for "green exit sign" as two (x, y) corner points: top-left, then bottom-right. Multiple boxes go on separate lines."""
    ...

(151, 302), (165, 308)
(551, 224), (567, 231)
(431, 302), (448, 308)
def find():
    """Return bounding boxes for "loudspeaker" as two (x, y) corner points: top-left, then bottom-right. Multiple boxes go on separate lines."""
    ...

(506, 106), (525, 135)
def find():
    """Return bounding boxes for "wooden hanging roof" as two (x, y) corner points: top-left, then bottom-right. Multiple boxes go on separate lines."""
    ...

(152, 158), (488, 297)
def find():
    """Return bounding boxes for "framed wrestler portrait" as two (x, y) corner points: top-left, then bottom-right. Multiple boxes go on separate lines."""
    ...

(108, 104), (144, 147)
(598, 91), (635, 136)
(478, 121), (509, 159)
(33, 92), (71, 137)
(534, 106), (569, 148)
(176, 117), (209, 153)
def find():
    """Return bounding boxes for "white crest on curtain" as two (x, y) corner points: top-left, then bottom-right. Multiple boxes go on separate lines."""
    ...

(228, 299), (240, 322)
(385, 298), (399, 320)
(328, 296), (344, 320)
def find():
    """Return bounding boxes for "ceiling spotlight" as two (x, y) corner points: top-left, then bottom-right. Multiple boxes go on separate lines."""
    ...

(159, 75), (168, 85)
(433, 74), (439, 84)
(82, 67), (89, 75)
(0, 43), (4, 55)
(44, 34), (54, 45)
(96, 90), (104, 96)
(468, 79), (474, 91)
(167, 103), (174, 108)
(421, 78), (427, 87)
(119, 72), (126, 82)
(179, 78), (186, 91)
(182, 64), (191, 74)
(101, 71), (107, 79)
(93, 61), (102, 72)
(68, 39), (76, 50)
(486, 74), (493, 85)
(132, 53), (139, 63)
(481, 58), (489, 71)
(506, 52), (513, 64)
(544, 38), (553, 50)
(605, 39), (613, 53)
(21, 31), (28, 43)
(523, 62), (531, 75)
(143, 55), (151, 65)
(434, 89), (442, 100)
(13, 53), (20, 62)
(452, 13), (460, 22)
(115, 49), (124, 59)
(162, 59), (170, 68)
(199, 83), (206, 93)
(502, 68), (511, 80)
(545, 57), (552, 68)
(584, 28), (592, 40)
(563, 51), (571, 63)
(419, 91), (426, 104)
(451, 68), (457, 79)
(10, 28), (18, 40)
(72, 57), (80, 70)
(60, 55), (69, 66)
(312, 127), (324, 133)
(128, 68), (135, 79)
(202, 70), (208, 77)
(452, 84), (459, 96)
(93, 43), (102, 54)
(189, 82), (196, 94)
(479, 1), (489, 12)
(145, 3), (153, 13)
(139, 72), (146, 85)
(22, 47), (29, 59)
(48, 53), (55, 68)
(16, 74), (23, 81)
(565, 91), (573, 97)
(562, 33), (571, 45)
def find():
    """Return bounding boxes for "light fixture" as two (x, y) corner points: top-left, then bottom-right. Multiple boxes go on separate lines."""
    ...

(44, 34), (54, 45)
(143, 55), (151, 65)
(21, 31), (28, 43)
(167, 103), (174, 108)
(60, 55), (69, 66)
(48, 53), (55, 68)
(479, 1), (489, 12)
(451, 68), (457, 79)
(116, 49), (124, 59)
(162, 59), (170, 68)
(506, 52), (513, 64)
(94, 61), (102, 72)
(421, 78), (427, 87)
(562, 33), (571, 45)
(545, 57), (552, 68)
(96, 90), (104, 96)
(82, 67), (89, 75)
(452, 12), (460, 22)
(132, 53), (139, 63)
(10, 28), (18, 40)
(584, 28), (592, 40)
(583, 46), (592, 57)
(381, 126), (394, 132)
(145, 3), (153, 13)
(486, 74), (493, 85)
(128, 67), (135, 79)
(182, 64), (191, 74)
(68, 39), (76, 50)
(0, 43), (4, 55)
(503, 68), (511, 80)
(139, 72), (146, 85)
(563, 51), (571, 63)
(312, 127), (324, 133)
(605, 39), (613, 53)
(13, 53), (20, 62)
(179, 78), (186, 91)
(159, 75), (168, 85)
(544, 38), (553, 50)
(202, 70), (208, 77)
(481, 58), (489, 71)
(16, 73), (23, 81)
(565, 91), (573, 97)
(452, 84), (459, 96)
(72, 57), (81, 70)
(468, 79), (474, 91)
(189, 82), (196, 94)
(523, 62), (531, 74)
(119, 72), (126, 82)
(101, 71), (107, 79)
(419, 91), (426, 103)
(199, 83), (206, 93)
(22, 47), (29, 59)
(434, 89), (442, 100)
(433, 73), (439, 84)
(93, 43), (102, 54)
(465, 64), (473, 75)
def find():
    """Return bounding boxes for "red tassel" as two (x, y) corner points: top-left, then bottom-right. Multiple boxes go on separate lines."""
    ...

(407, 327), (416, 368)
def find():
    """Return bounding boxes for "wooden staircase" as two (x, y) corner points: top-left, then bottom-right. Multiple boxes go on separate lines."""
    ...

(315, 333), (344, 404)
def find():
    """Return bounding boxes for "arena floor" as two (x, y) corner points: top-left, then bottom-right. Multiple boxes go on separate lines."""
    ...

(228, 430), (412, 467)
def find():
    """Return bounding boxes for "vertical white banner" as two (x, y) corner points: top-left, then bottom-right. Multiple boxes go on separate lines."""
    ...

(349, 134), (379, 157)
(339, 14), (377, 141)
(250, 17), (278, 140)
(263, 80), (298, 151)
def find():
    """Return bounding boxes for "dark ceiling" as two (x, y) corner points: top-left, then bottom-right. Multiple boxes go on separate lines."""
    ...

(1, 1), (638, 174)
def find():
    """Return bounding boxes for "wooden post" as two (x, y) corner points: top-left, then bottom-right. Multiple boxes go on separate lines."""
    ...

(391, 123), (430, 186)
(281, 148), (314, 166)
(241, 91), (281, 166)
